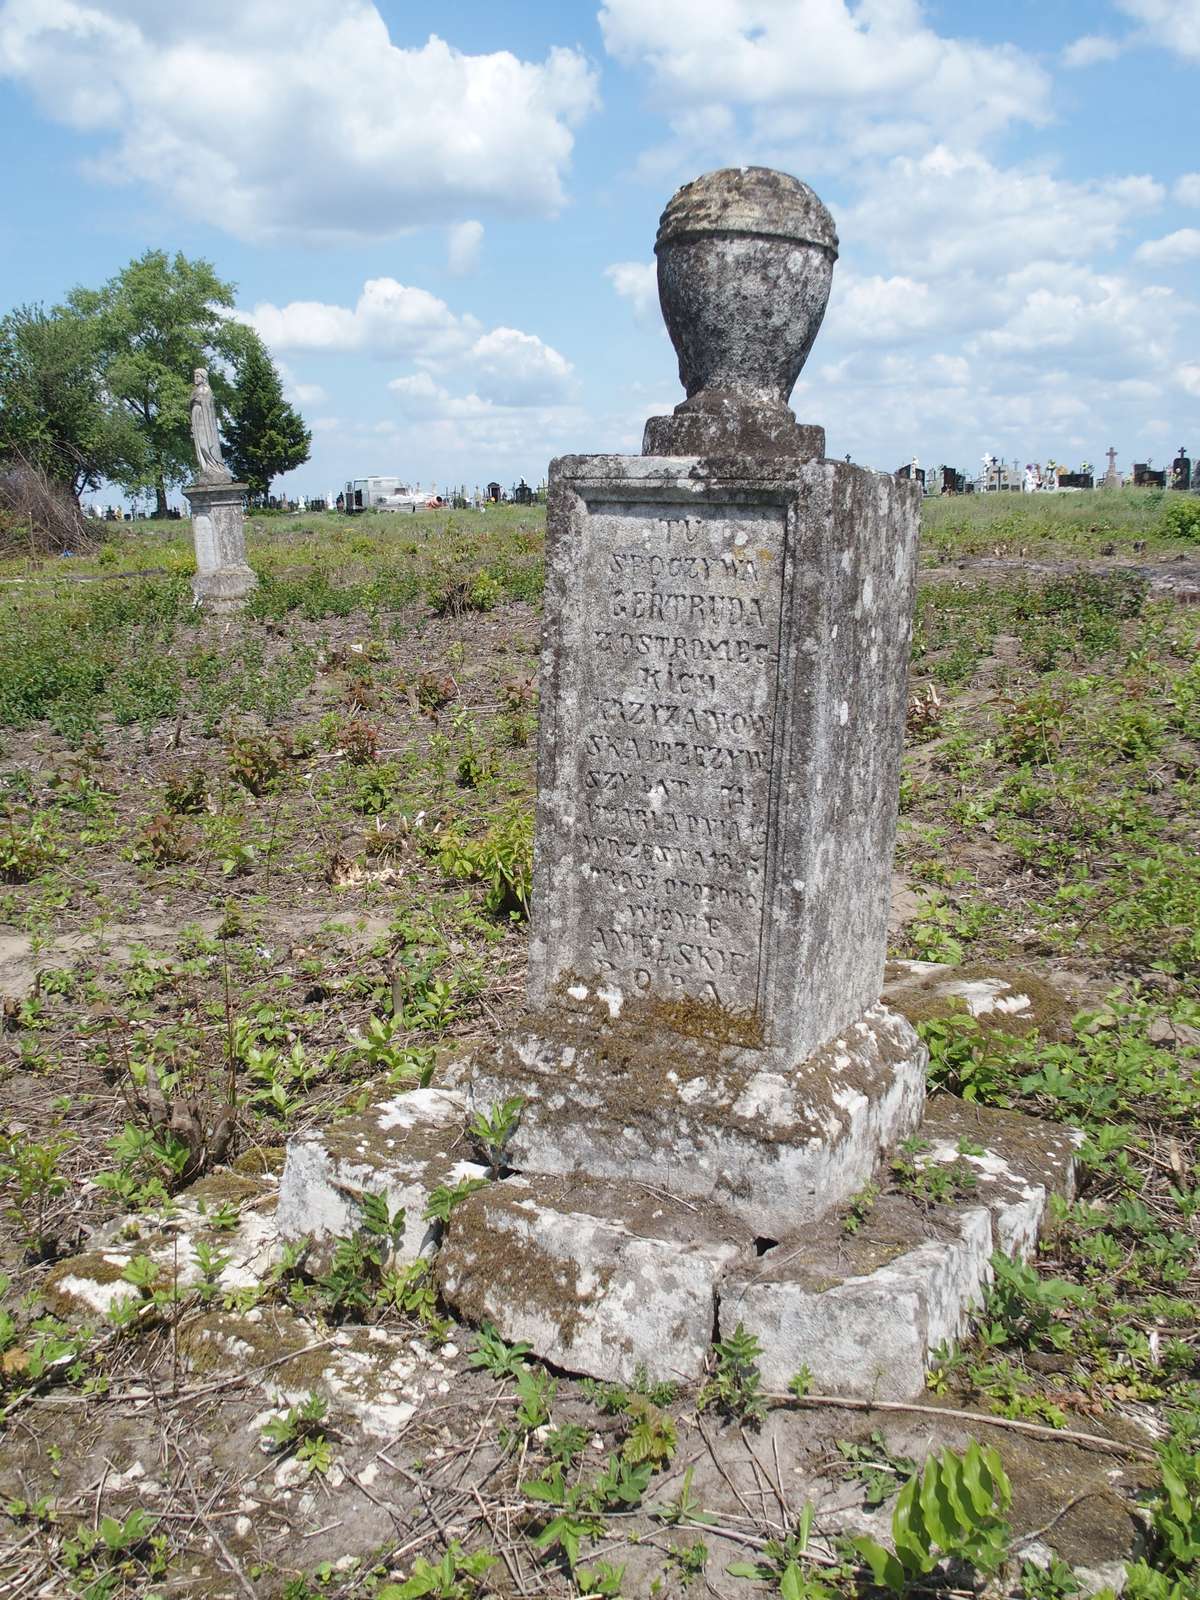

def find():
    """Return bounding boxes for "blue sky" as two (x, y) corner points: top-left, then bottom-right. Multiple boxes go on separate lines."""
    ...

(0, 0), (1197, 503)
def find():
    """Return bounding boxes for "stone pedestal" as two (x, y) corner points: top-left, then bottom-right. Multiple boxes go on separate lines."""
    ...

(526, 451), (920, 1060)
(278, 166), (1073, 1397)
(183, 478), (256, 611)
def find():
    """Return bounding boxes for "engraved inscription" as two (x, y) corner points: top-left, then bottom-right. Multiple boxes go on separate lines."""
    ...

(565, 501), (787, 1020)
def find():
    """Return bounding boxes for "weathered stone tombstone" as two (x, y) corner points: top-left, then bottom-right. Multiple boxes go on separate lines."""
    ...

(183, 367), (257, 611)
(278, 167), (1074, 1399)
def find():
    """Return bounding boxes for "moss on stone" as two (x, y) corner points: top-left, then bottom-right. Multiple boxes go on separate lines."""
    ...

(232, 1145), (287, 1177)
(886, 962), (1078, 1040)
(187, 1170), (271, 1205)
(41, 1251), (137, 1318)
(438, 1184), (614, 1349)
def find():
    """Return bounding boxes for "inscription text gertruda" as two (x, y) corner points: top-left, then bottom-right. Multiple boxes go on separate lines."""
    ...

(544, 497), (789, 1024)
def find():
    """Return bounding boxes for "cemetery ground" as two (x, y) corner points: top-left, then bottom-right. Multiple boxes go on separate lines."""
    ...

(0, 488), (1196, 1600)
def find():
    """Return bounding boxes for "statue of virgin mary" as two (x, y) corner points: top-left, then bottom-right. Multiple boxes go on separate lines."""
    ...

(189, 368), (233, 482)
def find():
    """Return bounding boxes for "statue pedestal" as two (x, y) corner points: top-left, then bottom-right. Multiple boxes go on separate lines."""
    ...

(183, 479), (256, 611)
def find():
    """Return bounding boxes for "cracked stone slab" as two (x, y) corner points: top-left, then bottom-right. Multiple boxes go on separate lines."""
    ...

(276, 1087), (487, 1272)
(723, 1096), (1077, 1400)
(437, 1173), (749, 1385)
(463, 1003), (926, 1235)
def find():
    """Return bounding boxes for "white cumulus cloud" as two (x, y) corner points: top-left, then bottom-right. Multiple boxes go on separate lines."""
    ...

(1115, 0), (1200, 59)
(242, 279), (481, 361)
(599, 0), (1052, 159)
(467, 327), (575, 407)
(847, 150), (1164, 277)
(825, 272), (943, 341)
(1135, 228), (1200, 264)
(605, 261), (659, 321)
(1062, 34), (1123, 67)
(447, 220), (485, 277)
(245, 278), (575, 440)
(0, 0), (598, 240)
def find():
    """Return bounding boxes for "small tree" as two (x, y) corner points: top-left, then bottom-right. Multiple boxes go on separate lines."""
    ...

(224, 340), (311, 503)
(0, 304), (142, 501)
(65, 251), (251, 516)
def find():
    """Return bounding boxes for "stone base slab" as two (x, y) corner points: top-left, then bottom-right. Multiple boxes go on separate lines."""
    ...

(430, 1096), (1073, 1395)
(462, 1002), (927, 1236)
(437, 1174), (748, 1385)
(724, 1098), (1078, 1399)
(43, 1071), (1075, 1401)
(276, 1087), (486, 1272)
(192, 563), (258, 610)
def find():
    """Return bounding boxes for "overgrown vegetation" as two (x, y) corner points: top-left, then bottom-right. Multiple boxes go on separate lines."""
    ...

(0, 491), (1196, 1596)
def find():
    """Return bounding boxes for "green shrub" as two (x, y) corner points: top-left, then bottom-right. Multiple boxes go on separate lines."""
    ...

(436, 808), (532, 919)
(1160, 497), (1200, 541)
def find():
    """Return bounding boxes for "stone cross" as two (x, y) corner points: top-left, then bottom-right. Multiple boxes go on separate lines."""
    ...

(182, 368), (257, 611)
(1103, 446), (1120, 489)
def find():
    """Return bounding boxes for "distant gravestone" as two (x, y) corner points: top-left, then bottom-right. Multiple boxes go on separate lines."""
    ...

(1103, 446), (1120, 489)
(183, 368), (256, 611)
(1172, 446), (1191, 491)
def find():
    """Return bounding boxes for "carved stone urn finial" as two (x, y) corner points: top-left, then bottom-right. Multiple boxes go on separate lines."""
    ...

(643, 166), (838, 459)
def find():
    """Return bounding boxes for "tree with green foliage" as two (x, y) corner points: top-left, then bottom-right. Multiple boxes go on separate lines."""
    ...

(0, 304), (143, 500)
(65, 251), (254, 516)
(224, 340), (311, 503)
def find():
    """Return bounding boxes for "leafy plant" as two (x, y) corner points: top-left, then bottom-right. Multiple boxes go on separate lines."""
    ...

(244, 1040), (314, 1120)
(437, 808), (532, 919)
(527, 1453), (652, 1573)
(226, 730), (289, 794)
(414, 671), (456, 715)
(468, 1320), (531, 1379)
(61, 1505), (169, 1590)
(422, 1177), (488, 1224)
(982, 1253), (1091, 1352)
(847, 1440), (1013, 1592)
(134, 811), (197, 865)
(500, 1364), (557, 1449)
(654, 1466), (715, 1529)
(467, 1096), (523, 1177)
(342, 718), (379, 765)
(834, 1431), (918, 1510)
(162, 765), (209, 814)
(890, 1136), (978, 1208)
(378, 1544), (497, 1599)
(667, 1538), (710, 1588)
(0, 813), (63, 882)
(729, 1506), (834, 1599)
(377, 1258), (450, 1342)
(698, 1323), (766, 1424)
(841, 1181), (879, 1235)
(0, 1127), (72, 1261)
(315, 1192), (406, 1318)
(621, 1393), (677, 1467)
(261, 1391), (333, 1475)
